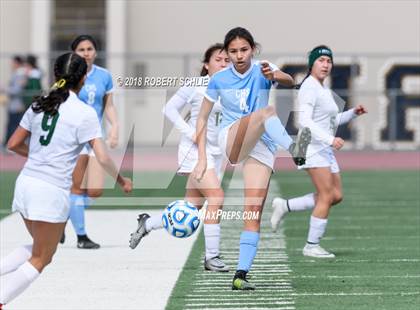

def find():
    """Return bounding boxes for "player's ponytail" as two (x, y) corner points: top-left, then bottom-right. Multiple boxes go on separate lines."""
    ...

(294, 45), (333, 89)
(200, 43), (224, 76)
(32, 53), (87, 115)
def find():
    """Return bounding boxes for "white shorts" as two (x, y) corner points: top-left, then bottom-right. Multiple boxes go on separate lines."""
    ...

(80, 144), (95, 156)
(12, 174), (70, 223)
(178, 141), (223, 177)
(298, 145), (340, 173)
(218, 122), (275, 170)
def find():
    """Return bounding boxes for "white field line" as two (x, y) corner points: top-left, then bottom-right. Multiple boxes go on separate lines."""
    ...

(183, 178), (296, 310)
(1, 210), (199, 310)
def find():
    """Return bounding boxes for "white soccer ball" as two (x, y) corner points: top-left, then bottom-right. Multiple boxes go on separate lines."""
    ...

(162, 200), (200, 238)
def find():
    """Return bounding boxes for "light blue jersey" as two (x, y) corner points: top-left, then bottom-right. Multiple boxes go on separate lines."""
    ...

(78, 64), (114, 119)
(205, 60), (279, 153)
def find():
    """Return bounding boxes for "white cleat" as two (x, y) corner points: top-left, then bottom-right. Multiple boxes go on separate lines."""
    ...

(271, 197), (289, 232)
(204, 256), (230, 272)
(303, 244), (335, 258)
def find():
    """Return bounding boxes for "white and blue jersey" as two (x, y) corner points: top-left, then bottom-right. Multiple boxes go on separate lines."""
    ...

(78, 64), (114, 119)
(205, 60), (279, 153)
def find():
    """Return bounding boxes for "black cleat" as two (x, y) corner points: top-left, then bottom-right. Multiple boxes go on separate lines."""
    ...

(77, 235), (100, 249)
(129, 213), (151, 249)
(289, 127), (311, 166)
(232, 270), (256, 290)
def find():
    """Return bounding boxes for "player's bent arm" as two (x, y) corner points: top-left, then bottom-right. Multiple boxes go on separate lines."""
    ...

(7, 126), (30, 157)
(103, 94), (119, 148)
(297, 102), (335, 146)
(196, 98), (214, 159)
(273, 70), (294, 87)
(163, 91), (195, 140)
(89, 138), (132, 193)
(335, 108), (357, 126)
(193, 98), (213, 181)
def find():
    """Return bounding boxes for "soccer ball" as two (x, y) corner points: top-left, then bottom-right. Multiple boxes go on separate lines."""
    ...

(162, 200), (200, 238)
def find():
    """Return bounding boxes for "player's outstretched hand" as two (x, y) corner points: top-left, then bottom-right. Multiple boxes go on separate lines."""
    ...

(106, 133), (119, 149)
(354, 105), (368, 115)
(193, 160), (207, 182)
(120, 177), (133, 193)
(332, 137), (345, 150)
(260, 60), (274, 80)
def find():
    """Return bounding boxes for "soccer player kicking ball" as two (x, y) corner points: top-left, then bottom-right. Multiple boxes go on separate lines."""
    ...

(271, 45), (367, 258)
(193, 27), (311, 290)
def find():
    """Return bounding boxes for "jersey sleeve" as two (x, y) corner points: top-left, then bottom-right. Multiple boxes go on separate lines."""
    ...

(204, 76), (219, 103)
(335, 108), (357, 126)
(163, 87), (195, 139)
(19, 107), (35, 132)
(297, 87), (335, 145)
(77, 108), (103, 144)
(105, 71), (114, 94)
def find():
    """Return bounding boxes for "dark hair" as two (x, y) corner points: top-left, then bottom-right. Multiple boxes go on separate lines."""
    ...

(200, 43), (224, 76)
(223, 27), (260, 52)
(295, 44), (332, 89)
(32, 53), (87, 114)
(13, 55), (24, 64)
(70, 34), (98, 51)
(26, 54), (38, 68)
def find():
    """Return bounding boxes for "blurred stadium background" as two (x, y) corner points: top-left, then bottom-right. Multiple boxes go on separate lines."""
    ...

(0, 0), (419, 150)
(0, 1), (419, 310)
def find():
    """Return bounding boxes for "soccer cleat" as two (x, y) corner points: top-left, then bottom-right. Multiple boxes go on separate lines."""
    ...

(77, 235), (100, 249)
(232, 270), (256, 290)
(129, 213), (150, 249)
(289, 127), (311, 166)
(204, 256), (230, 272)
(303, 244), (335, 258)
(271, 197), (289, 232)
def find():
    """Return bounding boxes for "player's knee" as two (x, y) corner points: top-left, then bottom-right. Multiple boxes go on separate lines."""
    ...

(87, 188), (103, 198)
(332, 192), (343, 205)
(30, 254), (54, 272)
(207, 189), (224, 207)
(318, 191), (334, 204)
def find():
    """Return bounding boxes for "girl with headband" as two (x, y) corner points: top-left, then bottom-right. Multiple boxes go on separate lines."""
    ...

(271, 45), (367, 258)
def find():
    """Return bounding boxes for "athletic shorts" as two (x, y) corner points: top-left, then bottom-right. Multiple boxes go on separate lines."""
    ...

(298, 145), (340, 173)
(218, 122), (275, 170)
(178, 141), (223, 178)
(12, 174), (70, 223)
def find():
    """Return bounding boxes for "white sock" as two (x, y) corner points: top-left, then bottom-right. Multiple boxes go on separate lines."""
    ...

(288, 193), (315, 212)
(307, 216), (328, 244)
(145, 214), (164, 232)
(0, 261), (40, 304)
(204, 223), (221, 260)
(0, 245), (33, 276)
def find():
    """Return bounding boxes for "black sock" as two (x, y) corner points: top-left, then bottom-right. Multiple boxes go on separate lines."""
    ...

(77, 234), (88, 242)
(234, 270), (248, 280)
